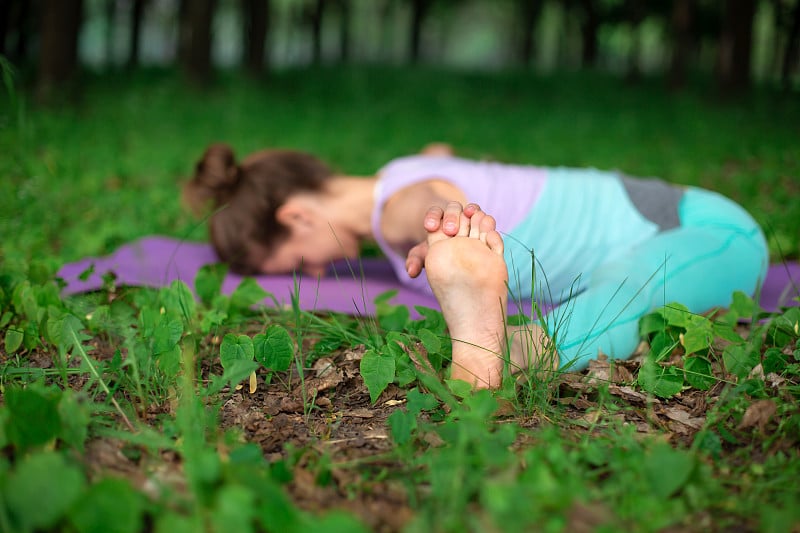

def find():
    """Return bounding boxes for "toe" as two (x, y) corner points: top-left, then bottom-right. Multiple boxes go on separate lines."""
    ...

(442, 201), (464, 235)
(486, 230), (504, 255)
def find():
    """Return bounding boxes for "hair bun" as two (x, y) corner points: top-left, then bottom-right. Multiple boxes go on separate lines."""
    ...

(184, 143), (241, 215)
(197, 143), (241, 191)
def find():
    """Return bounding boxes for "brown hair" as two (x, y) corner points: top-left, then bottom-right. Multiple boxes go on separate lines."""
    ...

(184, 143), (333, 274)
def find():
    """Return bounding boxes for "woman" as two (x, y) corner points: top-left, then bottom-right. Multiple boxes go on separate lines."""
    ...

(185, 143), (768, 388)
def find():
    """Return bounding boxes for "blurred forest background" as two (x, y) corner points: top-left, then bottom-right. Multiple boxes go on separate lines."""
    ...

(2, 0), (799, 94)
(1, 0), (799, 267)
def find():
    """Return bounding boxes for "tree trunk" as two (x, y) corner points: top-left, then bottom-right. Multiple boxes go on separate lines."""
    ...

(668, 0), (693, 90)
(518, 0), (542, 67)
(127, 0), (147, 69)
(242, 0), (270, 74)
(3, 0), (32, 63)
(38, 0), (83, 97)
(578, 0), (599, 67)
(337, 0), (351, 62)
(624, 0), (645, 83)
(104, 0), (116, 67)
(409, 0), (434, 64)
(717, 0), (756, 93)
(179, 0), (217, 83)
(310, 0), (324, 64)
(0, 0), (9, 57)
(782, 0), (800, 89)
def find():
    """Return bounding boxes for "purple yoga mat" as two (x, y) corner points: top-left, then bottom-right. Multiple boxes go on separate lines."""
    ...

(57, 236), (445, 317)
(57, 236), (799, 316)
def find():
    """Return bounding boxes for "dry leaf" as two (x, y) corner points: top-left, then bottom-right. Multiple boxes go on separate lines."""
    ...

(384, 399), (406, 406)
(747, 363), (765, 380)
(663, 406), (705, 429)
(738, 399), (777, 431)
(313, 357), (337, 377)
(342, 408), (375, 419)
(249, 371), (258, 394)
(608, 385), (658, 404)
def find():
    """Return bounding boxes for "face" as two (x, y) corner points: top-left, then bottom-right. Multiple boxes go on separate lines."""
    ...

(259, 213), (360, 277)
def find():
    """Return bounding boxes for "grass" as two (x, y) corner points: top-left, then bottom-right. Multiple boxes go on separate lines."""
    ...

(1, 65), (799, 532)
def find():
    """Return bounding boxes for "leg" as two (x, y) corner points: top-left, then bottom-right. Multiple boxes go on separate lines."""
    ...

(555, 188), (768, 370)
(424, 207), (552, 388)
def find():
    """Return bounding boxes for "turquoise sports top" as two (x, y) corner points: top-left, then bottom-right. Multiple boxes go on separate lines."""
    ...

(372, 155), (676, 303)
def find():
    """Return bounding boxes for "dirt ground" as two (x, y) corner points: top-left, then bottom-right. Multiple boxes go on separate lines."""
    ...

(57, 335), (788, 533)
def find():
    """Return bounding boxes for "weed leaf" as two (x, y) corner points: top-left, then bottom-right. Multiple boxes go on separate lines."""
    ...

(639, 311), (667, 336)
(648, 330), (678, 362)
(254, 325), (294, 371)
(153, 317), (183, 355)
(643, 443), (695, 499)
(5, 387), (61, 450)
(4, 327), (23, 353)
(58, 390), (91, 451)
(68, 477), (144, 533)
(418, 328), (442, 354)
(388, 409), (416, 445)
(220, 360), (260, 390)
(638, 358), (684, 398)
(406, 388), (439, 414)
(195, 263), (227, 306)
(360, 348), (396, 403)
(375, 290), (410, 331)
(211, 484), (256, 533)
(4, 452), (86, 532)
(46, 309), (86, 353)
(220, 334), (255, 369)
(230, 278), (268, 311)
(659, 303), (691, 328)
(682, 323), (713, 354)
(684, 356), (715, 390)
(762, 347), (789, 374)
(722, 344), (758, 379)
(446, 379), (473, 399)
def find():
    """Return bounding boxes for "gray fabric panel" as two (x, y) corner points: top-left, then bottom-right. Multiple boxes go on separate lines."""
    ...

(620, 175), (684, 231)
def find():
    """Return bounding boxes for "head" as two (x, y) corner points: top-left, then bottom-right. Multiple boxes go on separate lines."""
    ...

(184, 143), (337, 275)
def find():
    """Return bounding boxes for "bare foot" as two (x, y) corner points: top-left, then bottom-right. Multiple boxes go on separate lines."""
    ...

(424, 208), (509, 388)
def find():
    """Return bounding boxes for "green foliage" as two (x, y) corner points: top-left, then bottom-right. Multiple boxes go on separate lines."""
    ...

(254, 325), (294, 371)
(1, 69), (799, 532)
(68, 478), (145, 533)
(360, 348), (397, 403)
(2, 452), (86, 533)
(636, 293), (791, 398)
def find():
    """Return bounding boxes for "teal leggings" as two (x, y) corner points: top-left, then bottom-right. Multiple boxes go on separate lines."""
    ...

(554, 188), (768, 371)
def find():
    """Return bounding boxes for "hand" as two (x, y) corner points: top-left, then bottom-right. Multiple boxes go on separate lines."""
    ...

(405, 202), (485, 278)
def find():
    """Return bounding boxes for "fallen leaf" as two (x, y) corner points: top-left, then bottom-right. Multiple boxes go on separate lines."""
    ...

(663, 407), (705, 430)
(384, 399), (406, 406)
(586, 355), (611, 386)
(341, 408), (375, 419)
(766, 373), (786, 389)
(313, 357), (337, 378)
(608, 385), (659, 404)
(747, 363), (765, 380)
(738, 399), (777, 431)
